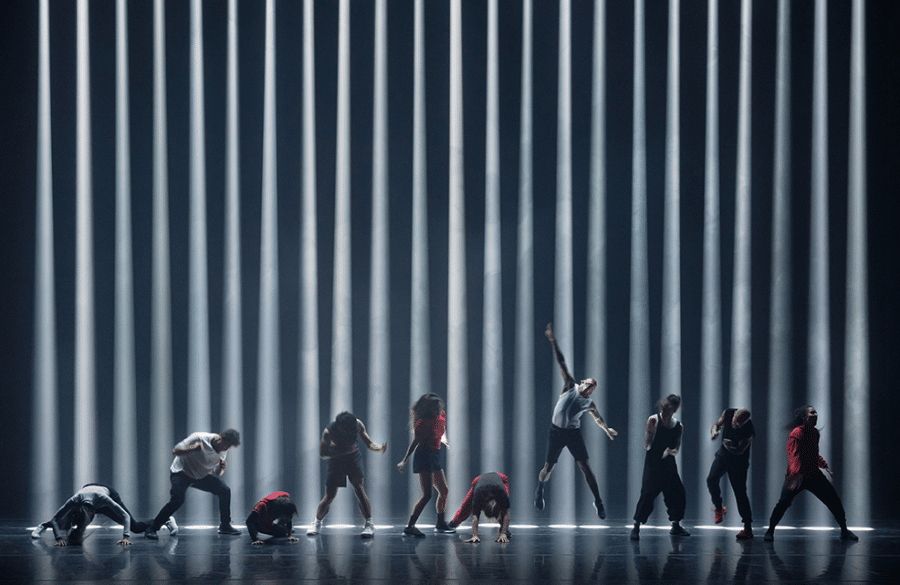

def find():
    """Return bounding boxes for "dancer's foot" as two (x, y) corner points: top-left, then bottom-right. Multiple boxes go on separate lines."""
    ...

(165, 517), (178, 536)
(434, 520), (456, 533)
(534, 483), (545, 511)
(630, 525), (640, 540)
(218, 524), (241, 536)
(763, 530), (774, 542)
(144, 527), (158, 540)
(306, 519), (322, 536)
(593, 499), (606, 520)
(361, 521), (375, 538)
(714, 506), (727, 524)
(403, 526), (426, 538)
(31, 525), (46, 539)
(736, 528), (753, 540)
(840, 529), (859, 541)
(669, 522), (690, 536)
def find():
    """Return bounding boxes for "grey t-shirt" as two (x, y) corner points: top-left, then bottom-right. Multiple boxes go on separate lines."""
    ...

(551, 385), (592, 429)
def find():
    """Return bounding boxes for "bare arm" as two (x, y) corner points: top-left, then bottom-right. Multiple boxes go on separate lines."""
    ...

(358, 420), (387, 453)
(710, 410), (728, 439)
(247, 511), (262, 543)
(318, 429), (334, 460)
(466, 514), (481, 543)
(588, 403), (617, 440)
(173, 441), (202, 457)
(496, 509), (510, 543)
(545, 323), (576, 392)
(644, 416), (657, 451)
(397, 437), (419, 471)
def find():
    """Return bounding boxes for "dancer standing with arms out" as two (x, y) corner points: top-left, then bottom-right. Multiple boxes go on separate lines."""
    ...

(707, 407), (755, 538)
(247, 491), (299, 544)
(397, 393), (454, 537)
(534, 323), (617, 519)
(763, 406), (857, 541)
(145, 429), (241, 539)
(449, 472), (511, 543)
(631, 395), (689, 539)
(307, 412), (386, 538)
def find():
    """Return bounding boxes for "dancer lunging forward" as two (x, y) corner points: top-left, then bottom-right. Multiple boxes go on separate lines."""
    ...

(534, 323), (617, 519)
(763, 406), (857, 541)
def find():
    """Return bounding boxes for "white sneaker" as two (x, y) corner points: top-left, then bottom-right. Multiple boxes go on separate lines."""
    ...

(165, 517), (178, 536)
(361, 521), (375, 538)
(307, 519), (322, 536)
(31, 524), (46, 539)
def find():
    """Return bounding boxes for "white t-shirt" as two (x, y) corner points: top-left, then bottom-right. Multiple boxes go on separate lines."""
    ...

(171, 432), (226, 480)
(551, 385), (592, 429)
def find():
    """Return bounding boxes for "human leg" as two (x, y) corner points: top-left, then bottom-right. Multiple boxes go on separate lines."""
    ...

(706, 455), (727, 515)
(576, 460), (605, 519)
(150, 473), (193, 533)
(405, 473), (433, 536)
(727, 460), (753, 527)
(661, 468), (689, 535)
(803, 473), (854, 537)
(191, 474), (235, 530)
(432, 470), (454, 531)
(764, 477), (802, 539)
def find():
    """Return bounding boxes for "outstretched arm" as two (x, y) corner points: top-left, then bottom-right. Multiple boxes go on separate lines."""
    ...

(545, 323), (576, 392)
(588, 403), (617, 440)
(358, 420), (387, 453)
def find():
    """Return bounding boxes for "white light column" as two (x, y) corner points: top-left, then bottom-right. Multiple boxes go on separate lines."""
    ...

(481, 0), (503, 474)
(552, 0), (575, 526)
(33, 0), (59, 521)
(699, 0), (722, 517)
(513, 0), (535, 519)
(75, 0), (97, 492)
(767, 0), (792, 514)
(299, 0), (322, 517)
(367, 0), (390, 516)
(844, 0), (869, 526)
(114, 0), (138, 508)
(257, 0), (282, 497)
(447, 0), (470, 506)
(151, 0), (174, 514)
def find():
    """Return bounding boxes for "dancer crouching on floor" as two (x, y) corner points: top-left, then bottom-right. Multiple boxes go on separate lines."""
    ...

(449, 472), (511, 543)
(247, 492), (299, 544)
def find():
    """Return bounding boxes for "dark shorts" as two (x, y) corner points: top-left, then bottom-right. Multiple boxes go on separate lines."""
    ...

(545, 424), (589, 464)
(326, 450), (365, 488)
(413, 447), (445, 474)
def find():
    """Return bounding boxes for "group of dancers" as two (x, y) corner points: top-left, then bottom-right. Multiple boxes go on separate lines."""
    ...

(31, 323), (857, 547)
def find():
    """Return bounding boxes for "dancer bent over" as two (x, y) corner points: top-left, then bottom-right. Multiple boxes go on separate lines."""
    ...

(450, 472), (511, 543)
(707, 408), (755, 538)
(247, 491), (299, 544)
(33, 484), (152, 546)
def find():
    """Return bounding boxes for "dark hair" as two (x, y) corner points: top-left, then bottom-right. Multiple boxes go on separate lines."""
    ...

(220, 428), (241, 447)
(473, 486), (510, 520)
(657, 394), (681, 413)
(785, 405), (814, 431)
(272, 495), (298, 518)
(333, 412), (359, 443)
(410, 393), (444, 427)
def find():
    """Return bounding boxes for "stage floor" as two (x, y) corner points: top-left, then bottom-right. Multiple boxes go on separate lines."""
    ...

(2, 520), (894, 584)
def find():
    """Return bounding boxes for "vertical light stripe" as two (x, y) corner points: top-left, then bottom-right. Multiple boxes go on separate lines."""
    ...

(767, 0), (792, 515)
(807, 0), (830, 525)
(409, 0), (431, 503)
(552, 0), (575, 526)
(367, 0), (390, 517)
(114, 0), (138, 508)
(222, 0), (245, 515)
(628, 0), (651, 513)
(75, 0), (97, 492)
(699, 0), (722, 518)
(300, 0), (322, 517)
(151, 0), (174, 514)
(481, 0), (503, 474)
(513, 0), (535, 519)
(447, 0), (470, 506)
(33, 0), (59, 520)
(257, 0), (281, 497)
(844, 0), (869, 526)
(730, 0), (752, 411)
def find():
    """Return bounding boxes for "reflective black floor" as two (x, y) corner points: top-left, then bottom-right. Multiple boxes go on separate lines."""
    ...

(3, 520), (894, 584)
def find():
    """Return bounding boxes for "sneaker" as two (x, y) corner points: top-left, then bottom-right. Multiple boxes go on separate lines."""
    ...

(669, 523), (691, 536)
(840, 529), (859, 541)
(630, 526), (640, 541)
(434, 521), (456, 533)
(534, 484), (545, 511)
(145, 527), (159, 540)
(218, 524), (241, 536)
(736, 528), (753, 540)
(165, 517), (178, 536)
(763, 530), (774, 542)
(361, 522), (375, 538)
(714, 506), (727, 524)
(402, 526), (426, 538)
(307, 519), (322, 536)
(31, 524), (46, 539)
(593, 499), (606, 520)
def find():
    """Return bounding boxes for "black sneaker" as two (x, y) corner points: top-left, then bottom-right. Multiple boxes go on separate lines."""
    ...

(403, 526), (426, 538)
(534, 484), (545, 511)
(840, 529), (859, 541)
(218, 525), (241, 536)
(630, 526), (640, 540)
(145, 527), (159, 540)
(669, 523), (690, 536)
(763, 530), (774, 542)
(593, 499), (606, 520)
(434, 521), (456, 533)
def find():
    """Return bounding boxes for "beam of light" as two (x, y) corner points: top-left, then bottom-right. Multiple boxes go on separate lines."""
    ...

(586, 0), (608, 515)
(767, 0), (791, 516)
(481, 0), (503, 474)
(513, 0), (535, 520)
(151, 0), (174, 517)
(844, 0), (869, 527)
(188, 0), (212, 521)
(729, 0), (751, 412)
(256, 0), (282, 499)
(300, 0), (322, 519)
(222, 0), (245, 517)
(114, 0), (138, 509)
(409, 0), (432, 506)
(552, 0), (575, 527)
(628, 0), (651, 517)
(367, 0), (390, 517)
(75, 0), (97, 492)
(699, 0), (722, 519)
(32, 0), (59, 521)
(808, 0), (830, 526)
(447, 0), (470, 508)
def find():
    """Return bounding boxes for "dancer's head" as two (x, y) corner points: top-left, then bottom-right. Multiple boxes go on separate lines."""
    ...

(579, 378), (597, 398)
(473, 486), (510, 521)
(786, 405), (817, 430)
(658, 394), (681, 423)
(332, 411), (359, 443)
(410, 393), (444, 424)
(272, 494), (298, 519)
(214, 428), (241, 452)
(732, 408), (751, 429)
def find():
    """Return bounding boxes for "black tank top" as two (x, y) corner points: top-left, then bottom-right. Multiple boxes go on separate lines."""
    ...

(645, 416), (683, 466)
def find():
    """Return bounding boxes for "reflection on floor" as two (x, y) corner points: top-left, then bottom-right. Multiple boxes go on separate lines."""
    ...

(4, 521), (893, 584)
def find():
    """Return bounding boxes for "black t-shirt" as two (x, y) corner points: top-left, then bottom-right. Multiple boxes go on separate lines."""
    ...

(473, 472), (509, 515)
(717, 408), (755, 460)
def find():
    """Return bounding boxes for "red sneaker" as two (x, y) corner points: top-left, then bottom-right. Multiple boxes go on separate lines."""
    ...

(714, 506), (727, 524)
(736, 528), (753, 540)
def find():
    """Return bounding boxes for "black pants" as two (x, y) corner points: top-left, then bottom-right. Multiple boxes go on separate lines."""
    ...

(768, 472), (847, 529)
(152, 472), (232, 530)
(706, 454), (752, 524)
(633, 461), (686, 523)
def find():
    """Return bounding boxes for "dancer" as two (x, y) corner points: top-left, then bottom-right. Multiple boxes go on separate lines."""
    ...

(763, 406), (857, 541)
(307, 412), (386, 538)
(145, 429), (241, 539)
(397, 393), (454, 537)
(32, 483), (168, 546)
(534, 323), (617, 519)
(631, 395), (689, 539)
(449, 472), (511, 543)
(247, 491), (299, 544)
(707, 407), (755, 539)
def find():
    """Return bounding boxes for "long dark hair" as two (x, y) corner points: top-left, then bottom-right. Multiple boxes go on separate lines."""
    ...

(410, 393), (444, 427)
(785, 405), (814, 431)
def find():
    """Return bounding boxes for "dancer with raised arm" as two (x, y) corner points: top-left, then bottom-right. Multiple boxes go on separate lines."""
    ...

(707, 407), (755, 538)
